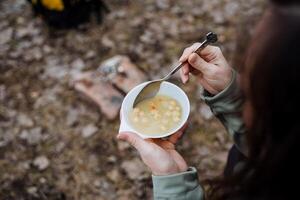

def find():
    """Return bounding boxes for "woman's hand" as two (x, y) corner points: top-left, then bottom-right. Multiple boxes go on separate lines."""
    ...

(179, 44), (232, 95)
(117, 124), (188, 176)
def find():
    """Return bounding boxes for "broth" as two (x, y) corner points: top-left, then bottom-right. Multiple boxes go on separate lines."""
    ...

(129, 95), (182, 135)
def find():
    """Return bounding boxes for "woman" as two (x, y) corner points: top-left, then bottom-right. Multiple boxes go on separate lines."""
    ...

(118, 0), (300, 199)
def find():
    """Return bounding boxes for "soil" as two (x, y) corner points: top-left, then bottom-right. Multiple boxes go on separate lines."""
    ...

(0, 0), (265, 199)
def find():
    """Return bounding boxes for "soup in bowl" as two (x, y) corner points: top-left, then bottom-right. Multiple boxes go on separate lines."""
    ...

(119, 81), (190, 138)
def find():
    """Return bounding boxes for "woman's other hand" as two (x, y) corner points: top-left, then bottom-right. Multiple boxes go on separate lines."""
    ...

(179, 44), (232, 95)
(117, 124), (188, 176)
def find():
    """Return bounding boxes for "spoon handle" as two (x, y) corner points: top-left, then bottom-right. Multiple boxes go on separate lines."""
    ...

(162, 37), (213, 81)
(162, 62), (185, 81)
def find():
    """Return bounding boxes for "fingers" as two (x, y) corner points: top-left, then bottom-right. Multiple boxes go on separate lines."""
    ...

(180, 62), (202, 84)
(151, 138), (175, 149)
(179, 43), (219, 84)
(168, 131), (183, 145)
(188, 53), (212, 73)
(197, 45), (221, 60)
(180, 44), (223, 66)
(168, 122), (188, 144)
(179, 43), (201, 62)
(180, 44), (221, 62)
(117, 132), (150, 152)
(180, 63), (190, 84)
(182, 63), (189, 75)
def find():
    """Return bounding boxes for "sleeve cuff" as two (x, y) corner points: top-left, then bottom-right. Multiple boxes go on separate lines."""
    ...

(152, 167), (200, 195)
(201, 69), (239, 104)
(201, 69), (244, 116)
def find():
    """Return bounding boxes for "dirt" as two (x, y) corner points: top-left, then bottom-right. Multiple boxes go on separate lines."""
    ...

(0, 0), (265, 199)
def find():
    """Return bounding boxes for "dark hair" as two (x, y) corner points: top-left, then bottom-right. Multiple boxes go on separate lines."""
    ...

(207, 3), (300, 200)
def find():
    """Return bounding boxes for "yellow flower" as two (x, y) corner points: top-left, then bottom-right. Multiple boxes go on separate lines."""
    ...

(41, 0), (64, 11)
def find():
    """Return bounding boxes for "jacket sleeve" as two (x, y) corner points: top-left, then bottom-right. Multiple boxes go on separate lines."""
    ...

(152, 167), (204, 200)
(201, 69), (247, 155)
(152, 69), (246, 200)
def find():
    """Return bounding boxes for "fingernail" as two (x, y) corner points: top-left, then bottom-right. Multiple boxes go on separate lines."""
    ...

(117, 134), (125, 140)
(179, 56), (185, 62)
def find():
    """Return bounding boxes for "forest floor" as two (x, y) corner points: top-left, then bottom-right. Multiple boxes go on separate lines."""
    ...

(0, 0), (264, 199)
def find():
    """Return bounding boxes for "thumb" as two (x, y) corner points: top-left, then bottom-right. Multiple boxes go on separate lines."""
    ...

(188, 53), (212, 73)
(117, 132), (150, 152)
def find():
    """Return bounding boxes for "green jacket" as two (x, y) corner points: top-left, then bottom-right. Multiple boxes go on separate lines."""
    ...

(152, 70), (246, 199)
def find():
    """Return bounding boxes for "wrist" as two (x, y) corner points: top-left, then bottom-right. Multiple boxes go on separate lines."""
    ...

(201, 69), (239, 104)
(202, 68), (234, 96)
(152, 165), (188, 176)
(221, 68), (234, 92)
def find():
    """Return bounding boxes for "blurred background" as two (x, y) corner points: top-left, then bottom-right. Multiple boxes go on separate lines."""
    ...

(0, 0), (265, 199)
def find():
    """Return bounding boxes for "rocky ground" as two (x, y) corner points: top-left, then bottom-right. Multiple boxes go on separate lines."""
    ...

(0, 0), (265, 199)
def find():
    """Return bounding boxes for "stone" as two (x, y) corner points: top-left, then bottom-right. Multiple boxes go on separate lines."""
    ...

(18, 161), (30, 171)
(39, 177), (47, 184)
(199, 104), (213, 120)
(82, 124), (98, 138)
(15, 23), (40, 39)
(0, 85), (6, 101)
(107, 155), (117, 163)
(85, 50), (96, 59)
(42, 45), (52, 54)
(101, 36), (115, 48)
(117, 141), (130, 151)
(0, 28), (13, 45)
(140, 30), (154, 44)
(224, 2), (239, 18)
(44, 64), (68, 80)
(216, 131), (227, 144)
(19, 127), (42, 145)
(33, 156), (50, 170)
(0, 140), (7, 147)
(16, 16), (25, 25)
(197, 146), (211, 157)
(213, 152), (228, 164)
(27, 186), (38, 195)
(102, 56), (147, 93)
(156, 0), (170, 10)
(69, 59), (85, 79)
(121, 158), (145, 180)
(17, 113), (34, 127)
(66, 108), (79, 126)
(55, 142), (65, 153)
(16, 40), (32, 50)
(32, 35), (44, 46)
(71, 58), (85, 70)
(92, 178), (116, 199)
(107, 168), (121, 182)
(0, 21), (9, 30)
(23, 47), (43, 61)
(73, 72), (123, 120)
(16, 27), (29, 39)
(210, 10), (226, 24)
(0, 129), (15, 147)
(117, 189), (135, 200)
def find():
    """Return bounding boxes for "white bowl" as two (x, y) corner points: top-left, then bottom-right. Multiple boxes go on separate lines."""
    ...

(119, 81), (190, 138)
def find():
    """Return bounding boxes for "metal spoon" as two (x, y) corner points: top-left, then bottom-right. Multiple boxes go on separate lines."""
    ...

(133, 32), (218, 107)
